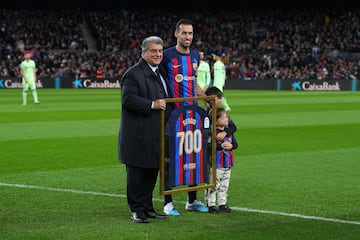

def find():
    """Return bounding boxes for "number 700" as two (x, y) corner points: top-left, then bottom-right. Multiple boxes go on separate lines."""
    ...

(176, 129), (202, 156)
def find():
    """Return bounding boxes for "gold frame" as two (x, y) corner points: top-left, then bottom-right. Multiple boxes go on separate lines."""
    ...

(159, 96), (217, 195)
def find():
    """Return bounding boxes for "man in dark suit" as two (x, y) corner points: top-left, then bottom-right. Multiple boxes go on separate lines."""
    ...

(118, 36), (172, 223)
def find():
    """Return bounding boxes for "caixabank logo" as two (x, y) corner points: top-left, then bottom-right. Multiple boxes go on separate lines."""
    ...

(72, 79), (120, 89)
(0, 79), (43, 88)
(291, 81), (341, 91)
(72, 79), (83, 88)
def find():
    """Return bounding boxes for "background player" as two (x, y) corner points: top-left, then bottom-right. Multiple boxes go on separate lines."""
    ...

(20, 51), (40, 105)
(212, 52), (230, 111)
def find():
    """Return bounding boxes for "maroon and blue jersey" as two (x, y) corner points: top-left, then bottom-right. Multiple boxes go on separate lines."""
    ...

(161, 46), (200, 108)
(215, 129), (238, 168)
(165, 105), (211, 188)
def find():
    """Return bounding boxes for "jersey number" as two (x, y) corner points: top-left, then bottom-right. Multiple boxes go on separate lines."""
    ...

(176, 130), (202, 156)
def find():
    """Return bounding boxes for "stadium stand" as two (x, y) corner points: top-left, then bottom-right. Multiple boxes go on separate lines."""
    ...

(0, 7), (359, 80)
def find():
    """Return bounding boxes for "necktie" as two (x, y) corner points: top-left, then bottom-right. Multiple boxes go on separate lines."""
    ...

(155, 68), (168, 96)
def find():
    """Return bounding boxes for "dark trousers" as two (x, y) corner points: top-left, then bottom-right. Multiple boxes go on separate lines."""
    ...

(126, 165), (158, 213)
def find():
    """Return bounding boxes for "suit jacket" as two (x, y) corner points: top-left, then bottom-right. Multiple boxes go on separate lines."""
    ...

(118, 58), (173, 168)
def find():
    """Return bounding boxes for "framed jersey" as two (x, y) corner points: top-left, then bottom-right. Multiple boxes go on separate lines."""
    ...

(159, 96), (217, 195)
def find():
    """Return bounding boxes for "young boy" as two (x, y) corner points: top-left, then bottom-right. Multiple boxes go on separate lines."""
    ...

(204, 86), (236, 140)
(205, 87), (237, 213)
(206, 107), (238, 213)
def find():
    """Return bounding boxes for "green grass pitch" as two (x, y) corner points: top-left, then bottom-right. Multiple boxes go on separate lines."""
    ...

(1, 89), (360, 239)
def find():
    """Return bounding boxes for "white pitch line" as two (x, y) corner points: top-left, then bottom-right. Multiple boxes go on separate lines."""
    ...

(1, 182), (359, 226)
(230, 207), (360, 225)
(0, 182), (126, 198)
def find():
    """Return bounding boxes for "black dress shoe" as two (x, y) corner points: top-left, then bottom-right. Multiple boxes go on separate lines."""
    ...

(145, 211), (168, 219)
(131, 212), (148, 223)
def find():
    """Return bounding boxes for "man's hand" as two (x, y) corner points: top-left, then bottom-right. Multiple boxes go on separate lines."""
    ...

(196, 83), (206, 97)
(153, 99), (166, 110)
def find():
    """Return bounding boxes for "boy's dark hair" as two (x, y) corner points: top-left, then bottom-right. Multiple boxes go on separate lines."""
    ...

(205, 86), (223, 111)
(216, 107), (227, 120)
(208, 107), (226, 123)
(205, 86), (223, 98)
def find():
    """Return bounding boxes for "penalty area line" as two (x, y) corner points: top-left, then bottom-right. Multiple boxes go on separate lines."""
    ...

(1, 182), (359, 226)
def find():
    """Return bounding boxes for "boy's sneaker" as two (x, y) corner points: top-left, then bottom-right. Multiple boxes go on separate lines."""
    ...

(163, 202), (180, 216)
(185, 200), (208, 212)
(208, 206), (219, 214)
(218, 205), (232, 213)
(35, 101), (40, 104)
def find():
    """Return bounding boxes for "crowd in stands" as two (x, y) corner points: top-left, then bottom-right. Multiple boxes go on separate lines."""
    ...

(1, 7), (359, 80)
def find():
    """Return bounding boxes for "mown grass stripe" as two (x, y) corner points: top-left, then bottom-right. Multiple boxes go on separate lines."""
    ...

(0, 119), (119, 140)
(1, 182), (359, 225)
